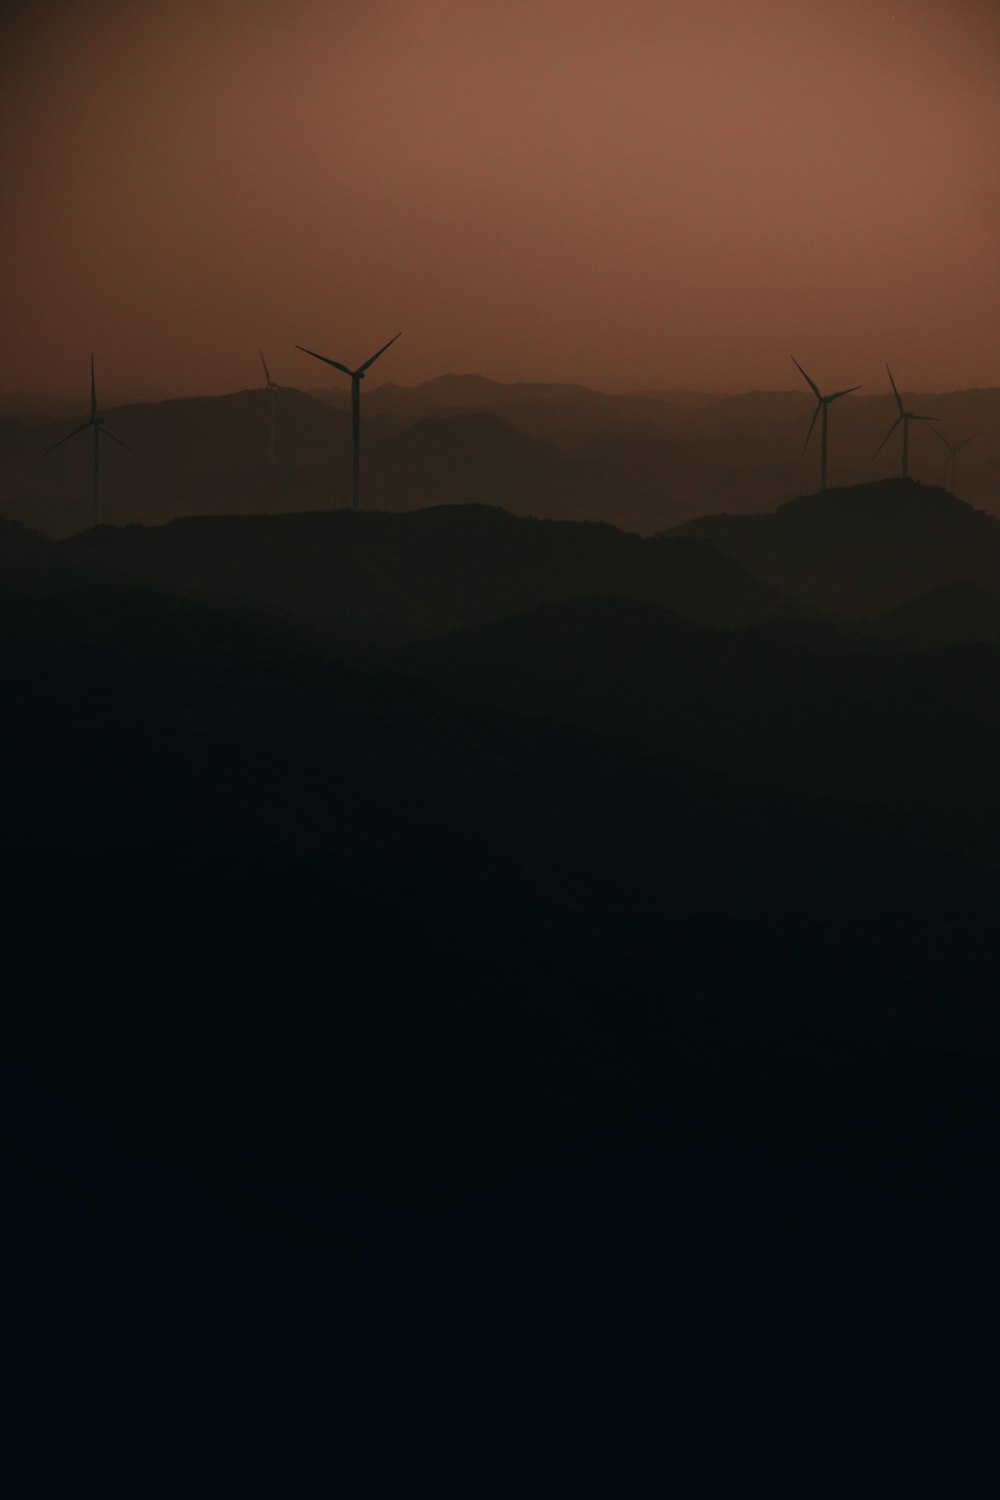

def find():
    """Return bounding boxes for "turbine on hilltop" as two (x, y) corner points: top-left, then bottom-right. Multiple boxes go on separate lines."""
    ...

(258, 346), (279, 466)
(791, 358), (861, 492)
(932, 427), (980, 494)
(873, 364), (939, 481)
(44, 355), (132, 527)
(295, 333), (402, 511)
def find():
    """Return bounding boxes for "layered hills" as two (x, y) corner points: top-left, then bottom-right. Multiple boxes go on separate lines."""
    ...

(4, 375), (997, 540)
(0, 503), (803, 647)
(391, 593), (1000, 831)
(4, 484), (1000, 1494)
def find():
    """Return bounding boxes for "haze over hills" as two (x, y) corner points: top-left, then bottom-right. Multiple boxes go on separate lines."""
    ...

(3, 375), (997, 539)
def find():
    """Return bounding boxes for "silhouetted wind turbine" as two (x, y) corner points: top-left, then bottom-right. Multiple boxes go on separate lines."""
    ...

(258, 346), (279, 465)
(932, 427), (980, 493)
(873, 364), (939, 480)
(295, 333), (401, 511)
(791, 358), (862, 491)
(44, 355), (132, 526)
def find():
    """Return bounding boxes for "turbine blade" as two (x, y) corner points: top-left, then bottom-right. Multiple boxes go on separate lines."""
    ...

(930, 426), (951, 450)
(296, 345), (353, 377)
(358, 331), (402, 374)
(911, 414), (940, 423)
(44, 420), (92, 455)
(802, 400), (822, 455)
(958, 431), (982, 449)
(791, 357), (821, 400)
(102, 426), (132, 452)
(872, 416), (902, 459)
(885, 363), (904, 415)
(828, 385), (863, 401)
(258, 345), (272, 386)
(90, 354), (97, 420)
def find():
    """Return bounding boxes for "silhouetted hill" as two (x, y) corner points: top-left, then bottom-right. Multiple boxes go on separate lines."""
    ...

(415, 372), (514, 405)
(5, 504), (804, 647)
(674, 479), (1000, 614)
(392, 592), (1000, 831)
(870, 580), (1000, 647)
(0, 513), (48, 562)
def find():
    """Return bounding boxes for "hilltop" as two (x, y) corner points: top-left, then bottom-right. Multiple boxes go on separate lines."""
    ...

(2, 503), (805, 648)
(674, 479), (1000, 614)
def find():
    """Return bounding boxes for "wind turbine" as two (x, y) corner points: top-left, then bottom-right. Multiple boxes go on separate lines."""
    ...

(791, 358), (862, 491)
(295, 333), (401, 511)
(44, 355), (132, 526)
(873, 364), (939, 480)
(932, 427), (980, 493)
(258, 346), (279, 465)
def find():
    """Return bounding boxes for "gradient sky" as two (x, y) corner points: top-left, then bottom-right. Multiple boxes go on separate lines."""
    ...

(3, 0), (999, 399)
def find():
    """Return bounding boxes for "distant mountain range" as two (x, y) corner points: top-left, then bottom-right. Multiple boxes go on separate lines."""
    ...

(3, 375), (997, 538)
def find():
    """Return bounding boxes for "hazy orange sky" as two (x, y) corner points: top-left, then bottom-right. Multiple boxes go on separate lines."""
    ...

(2, 0), (999, 400)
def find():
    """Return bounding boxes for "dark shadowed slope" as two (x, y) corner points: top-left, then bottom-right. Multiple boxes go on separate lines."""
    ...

(391, 593), (1000, 830)
(674, 479), (1000, 614)
(2, 504), (806, 647)
(0, 514), (48, 563)
(2, 581), (999, 1496)
(870, 579), (1000, 647)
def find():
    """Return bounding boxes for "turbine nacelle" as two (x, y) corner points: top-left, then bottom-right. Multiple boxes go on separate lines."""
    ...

(873, 365), (939, 475)
(43, 355), (133, 524)
(791, 358), (861, 483)
(296, 332), (402, 510)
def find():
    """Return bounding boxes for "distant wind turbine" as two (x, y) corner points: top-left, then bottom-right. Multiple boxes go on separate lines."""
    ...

(791, 358), (862, 491)
(295, 333), (402, 511)
(932, 427), (980, 493)
(258, 346), (279, 465)
(873, 364), (939, 480)
(44, 355), (132, 527)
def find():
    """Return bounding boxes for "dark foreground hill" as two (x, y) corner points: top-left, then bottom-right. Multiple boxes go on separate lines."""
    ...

(390, 594), (1000, 831)
(870, 579), (1000, 647)
(675, 479), (1000, 614)
(0, 513), (47, 563)
(2, 504), (806, 648)
(1, 581), (998, 1495)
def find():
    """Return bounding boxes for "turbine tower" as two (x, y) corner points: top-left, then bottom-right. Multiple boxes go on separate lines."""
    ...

(873, 364), (939, 481)
(258, 346), (279, 465)
(44, 355), (132, 527)
(791, 358), (862, 491)
(295, 333), (401, 511)
(932, 427), (980, 493)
